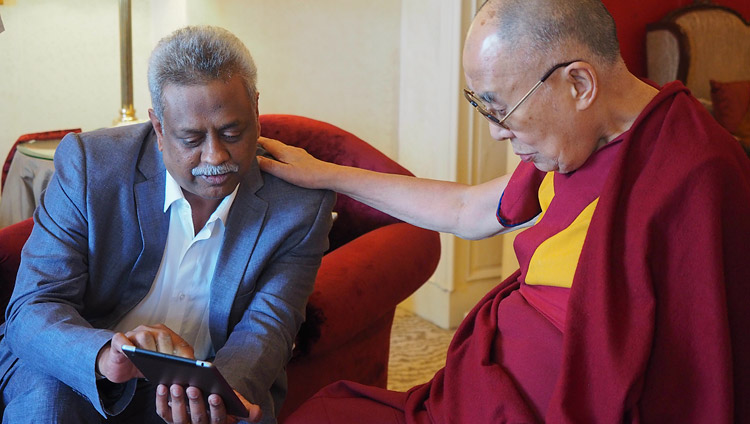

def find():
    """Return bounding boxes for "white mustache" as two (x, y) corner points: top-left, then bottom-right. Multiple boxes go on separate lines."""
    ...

(191, 163), (239, 176)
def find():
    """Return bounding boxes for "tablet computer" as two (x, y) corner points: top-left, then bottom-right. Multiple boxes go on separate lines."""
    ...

(121, 345), (248, 418)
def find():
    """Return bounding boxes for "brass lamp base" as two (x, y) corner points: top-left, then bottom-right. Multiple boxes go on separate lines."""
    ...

(113, 105), (139, 126)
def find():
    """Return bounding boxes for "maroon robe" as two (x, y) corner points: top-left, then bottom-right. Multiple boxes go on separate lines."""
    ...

(287, 81), (750, 423)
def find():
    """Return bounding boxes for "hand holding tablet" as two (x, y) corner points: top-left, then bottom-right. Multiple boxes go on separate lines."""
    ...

(121, 345), (249, 418)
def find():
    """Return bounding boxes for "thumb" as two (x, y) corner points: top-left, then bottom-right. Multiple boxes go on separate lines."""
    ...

(246, 404), (263, 422)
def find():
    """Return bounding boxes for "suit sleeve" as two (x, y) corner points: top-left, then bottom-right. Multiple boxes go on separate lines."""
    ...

(3, 133), (135, 417)
(212, 189), (335, 421)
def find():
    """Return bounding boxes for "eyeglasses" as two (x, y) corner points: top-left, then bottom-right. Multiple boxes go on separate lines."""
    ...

(463, 60), (581, 129)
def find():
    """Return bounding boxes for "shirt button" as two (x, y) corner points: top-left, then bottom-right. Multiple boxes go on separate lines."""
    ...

(179, 293), (186, 300)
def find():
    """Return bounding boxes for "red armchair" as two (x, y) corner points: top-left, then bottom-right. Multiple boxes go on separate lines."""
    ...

(0, 218), (33, 315)
(0, 115), (441, 421)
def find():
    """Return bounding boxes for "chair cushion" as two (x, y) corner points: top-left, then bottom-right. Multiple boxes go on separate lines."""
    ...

(710, 79), (750, 134)
(736, 107), (750, 148)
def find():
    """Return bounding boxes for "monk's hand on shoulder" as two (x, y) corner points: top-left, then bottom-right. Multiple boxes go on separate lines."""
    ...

(257, 136), (336, 189)
(156, 384), (263, 424)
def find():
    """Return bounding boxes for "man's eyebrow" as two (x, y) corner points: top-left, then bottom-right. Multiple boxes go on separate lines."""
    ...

(217, 121), (243, 132)
(174, 128), (204, 136)
(173, 121), (243, 135)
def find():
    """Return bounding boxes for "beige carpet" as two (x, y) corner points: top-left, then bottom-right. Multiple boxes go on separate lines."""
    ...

(387, 307), (456, 392)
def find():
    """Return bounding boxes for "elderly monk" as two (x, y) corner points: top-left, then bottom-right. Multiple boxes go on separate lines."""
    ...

(258, 0), (750, 422)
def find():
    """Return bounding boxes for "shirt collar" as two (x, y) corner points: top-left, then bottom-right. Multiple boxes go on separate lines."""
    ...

(163, 171), (240, 226)
(164, 171), (185, 213)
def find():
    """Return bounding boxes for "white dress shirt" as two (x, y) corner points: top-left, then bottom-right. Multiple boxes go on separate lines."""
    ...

(112, 171), (239, 360)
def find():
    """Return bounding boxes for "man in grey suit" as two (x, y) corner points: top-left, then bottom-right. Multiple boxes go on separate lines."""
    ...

(0, 26), (334, 424)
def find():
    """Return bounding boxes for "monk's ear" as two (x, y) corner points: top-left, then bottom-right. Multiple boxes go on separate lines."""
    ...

(564, 62), (597, 111)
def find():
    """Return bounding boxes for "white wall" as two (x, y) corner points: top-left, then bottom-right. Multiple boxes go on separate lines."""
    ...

(0, 0), (401, 181)
(182, 0), (402, 159)
(0, 0), (152, 155)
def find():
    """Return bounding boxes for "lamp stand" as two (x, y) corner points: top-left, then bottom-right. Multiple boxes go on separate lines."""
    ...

(114, 0), (137, 125)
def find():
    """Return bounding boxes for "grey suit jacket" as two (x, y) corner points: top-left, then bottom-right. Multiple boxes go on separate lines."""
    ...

(0, 122), (334, 422)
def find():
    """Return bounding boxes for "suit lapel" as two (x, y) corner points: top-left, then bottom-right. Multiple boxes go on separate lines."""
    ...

(127, 131), (169, 298)
(209, 163), (267, 347)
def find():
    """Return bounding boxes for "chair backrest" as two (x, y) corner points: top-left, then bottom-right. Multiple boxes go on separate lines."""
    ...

(646, 4), (750, 102)
(259, 114), (411, 251)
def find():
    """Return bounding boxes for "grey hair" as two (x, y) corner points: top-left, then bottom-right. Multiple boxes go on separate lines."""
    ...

(148, 25), (258, 122)
(484, 0), (621, 65)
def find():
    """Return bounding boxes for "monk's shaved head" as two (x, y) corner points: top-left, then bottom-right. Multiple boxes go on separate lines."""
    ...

(478, 0), (620, 65)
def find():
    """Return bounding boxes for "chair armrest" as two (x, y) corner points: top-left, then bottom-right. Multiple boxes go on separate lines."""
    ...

(294, 222), (440, 357)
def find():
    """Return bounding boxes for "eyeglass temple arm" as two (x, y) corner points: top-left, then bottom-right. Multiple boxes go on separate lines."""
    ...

(540, 59), (581, 82)
(502, 80), (544, 121)
(503, 59), (582, 121)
